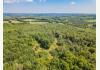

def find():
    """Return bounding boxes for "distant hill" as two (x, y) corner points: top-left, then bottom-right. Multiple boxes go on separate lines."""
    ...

(3, 13), (96, 17)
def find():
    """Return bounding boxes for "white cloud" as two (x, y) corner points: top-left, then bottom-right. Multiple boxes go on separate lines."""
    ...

(26, 0), (33, 2)
(4, 0), (16, 3)
(4, 0), (47, 3)
(35, 0), (47, 2)
(70, 1), (76, 5)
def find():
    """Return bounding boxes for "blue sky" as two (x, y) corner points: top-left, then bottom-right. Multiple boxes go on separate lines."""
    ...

(4, 0), (96, 13)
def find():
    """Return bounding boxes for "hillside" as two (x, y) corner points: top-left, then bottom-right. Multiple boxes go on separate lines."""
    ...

(3, 15), (96, 70)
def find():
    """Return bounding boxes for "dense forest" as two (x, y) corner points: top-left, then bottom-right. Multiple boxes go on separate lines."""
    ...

(3, 14), (96, 70)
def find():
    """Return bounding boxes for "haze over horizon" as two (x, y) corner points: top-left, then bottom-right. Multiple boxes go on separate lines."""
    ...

(4, 0), (96, 14)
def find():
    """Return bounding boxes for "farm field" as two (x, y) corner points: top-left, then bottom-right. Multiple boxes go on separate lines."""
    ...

(3, 14), (96, 70)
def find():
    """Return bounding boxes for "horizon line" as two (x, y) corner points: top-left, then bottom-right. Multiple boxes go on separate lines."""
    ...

(3, 12), (96, 15)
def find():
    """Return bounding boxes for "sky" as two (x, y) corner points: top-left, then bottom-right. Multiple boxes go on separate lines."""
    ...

(4, 0), (96, 14)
